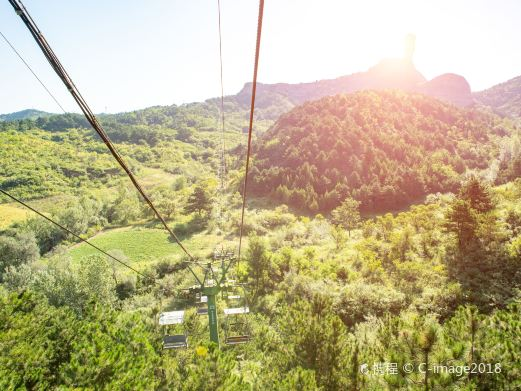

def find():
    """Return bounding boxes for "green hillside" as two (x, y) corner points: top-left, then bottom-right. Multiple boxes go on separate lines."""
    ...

(0, 121), (240, 200)
(474, 75), (521, 118)
(251, 90), (512, 213)
(0, 109), (53, 122)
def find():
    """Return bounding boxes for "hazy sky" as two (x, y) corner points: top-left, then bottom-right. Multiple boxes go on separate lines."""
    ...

(1, 0), (520, 114)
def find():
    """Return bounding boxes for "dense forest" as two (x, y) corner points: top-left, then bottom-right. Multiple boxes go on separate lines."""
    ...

(2, 166), (521, 389)
(2, 83), (521, 388)
(250, 91), (517, 213)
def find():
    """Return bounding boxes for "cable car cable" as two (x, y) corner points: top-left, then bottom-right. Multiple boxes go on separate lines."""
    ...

(215, 0), (230, 244)
(8, 0), (198, 265)
(217, 0), (227, 187)
(0, 30), (66, 113)
(237, 0), (264, 263)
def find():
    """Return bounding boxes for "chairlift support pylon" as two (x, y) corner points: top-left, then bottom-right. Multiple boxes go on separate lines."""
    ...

(170, 248), (251, 347)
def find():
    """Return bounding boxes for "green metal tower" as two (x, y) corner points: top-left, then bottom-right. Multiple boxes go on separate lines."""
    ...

(202, 285), (220, 344)
(181, 249), (242, 347)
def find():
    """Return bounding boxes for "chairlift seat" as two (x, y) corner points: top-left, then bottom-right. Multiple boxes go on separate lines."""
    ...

(224, 307), (250, 315)
(163, 334), (188, 349)
(159, 310), (185, 325)
(224, 307), (251, 345)
(225, 335), (250, 345)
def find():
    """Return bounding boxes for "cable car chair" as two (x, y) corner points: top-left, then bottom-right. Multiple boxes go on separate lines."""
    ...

(221, 269), (251, 345)
(159, 310), (188, 349)
(195, 292), (208, 316)
(223, 306), (250, 345)
(221, 280), (242, 302)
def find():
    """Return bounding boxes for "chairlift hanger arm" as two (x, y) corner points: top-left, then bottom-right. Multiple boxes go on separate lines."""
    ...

(219, 257), (236, 286)
(184, 262), (203, 286)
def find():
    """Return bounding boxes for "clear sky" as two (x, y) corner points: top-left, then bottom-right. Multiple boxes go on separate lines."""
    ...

(1, 0), (520, 114)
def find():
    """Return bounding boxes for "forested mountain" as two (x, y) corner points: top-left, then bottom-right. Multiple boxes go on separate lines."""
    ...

(250, 90), (511, 213)
(474, 75), (521, 118)
(0, 109), (52, 122)
(0, 95), (278, 202)
(238, 58), (474, 108)
(6, 62), (520, 143)
(1, 59), (494, 140)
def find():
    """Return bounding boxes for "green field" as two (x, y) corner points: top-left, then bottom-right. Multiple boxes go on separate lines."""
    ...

(136, 167), (179, 188)
(67, 226), (234, 268)
(0, 194), (84, 229)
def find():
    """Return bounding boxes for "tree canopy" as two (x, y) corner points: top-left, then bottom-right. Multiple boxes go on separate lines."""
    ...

(251, 91), (505, 213)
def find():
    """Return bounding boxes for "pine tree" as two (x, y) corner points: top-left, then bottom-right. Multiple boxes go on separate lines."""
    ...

(331, 197), (361, 237)
(445, 199), (477, 251)
(185, 184), (212, 215)
(459, 176), (494, 213)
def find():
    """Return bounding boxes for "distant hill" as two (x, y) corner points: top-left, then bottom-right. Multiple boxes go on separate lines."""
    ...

(3, 58), (478, 136)
(1, 93), (288, 140)
(418, 73), (473, 107)
(250, 90), (504, 214)
(473, 76), (521, 118)
(238, 58), (474, 108)
(0, 109), (53, 122)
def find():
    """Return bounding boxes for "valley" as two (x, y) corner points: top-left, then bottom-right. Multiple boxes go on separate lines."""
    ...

(2, 27), (521, 390)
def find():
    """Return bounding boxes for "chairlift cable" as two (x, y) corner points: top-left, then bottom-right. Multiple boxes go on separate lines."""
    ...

(217, 0), (227, 187)
(215, 0), (229, 243)
(237, 0), (264, 263)
(0, 188), (150, 280)
(0, 30), (66, 113)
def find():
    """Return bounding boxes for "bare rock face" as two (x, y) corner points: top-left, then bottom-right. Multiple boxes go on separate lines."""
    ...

(366, 58), (427, 90)
(416, 73), (473, 107)
(237, 58), (428, 106)
(237, 64), (474, 109)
